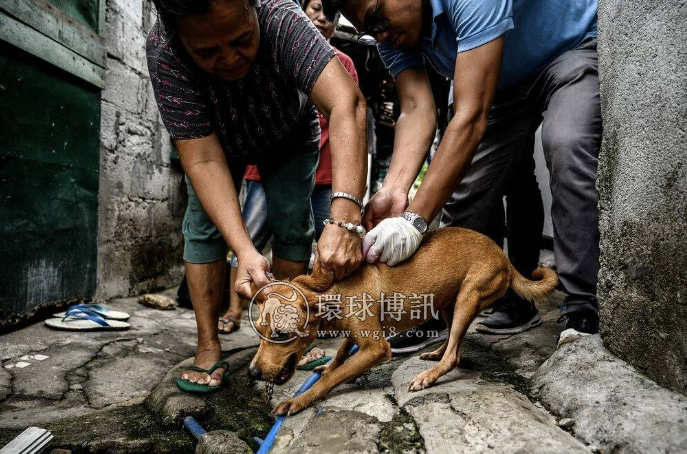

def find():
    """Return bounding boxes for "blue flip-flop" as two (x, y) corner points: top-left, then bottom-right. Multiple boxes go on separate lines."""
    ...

(53, 303), (130, 321)
(45, 310), (130, 331)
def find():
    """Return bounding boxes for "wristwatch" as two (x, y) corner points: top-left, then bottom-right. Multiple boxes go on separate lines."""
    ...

(402, 212), (429, 235)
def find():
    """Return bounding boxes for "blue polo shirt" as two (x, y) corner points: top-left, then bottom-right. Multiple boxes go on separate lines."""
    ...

(378, 0), (597, 88)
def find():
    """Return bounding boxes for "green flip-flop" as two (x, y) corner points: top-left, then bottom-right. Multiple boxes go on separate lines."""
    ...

(176, 359), (230, 394)
(297, 346), (332, 371)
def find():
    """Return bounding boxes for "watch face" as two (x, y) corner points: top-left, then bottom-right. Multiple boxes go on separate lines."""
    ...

(412, 216), (428, 233)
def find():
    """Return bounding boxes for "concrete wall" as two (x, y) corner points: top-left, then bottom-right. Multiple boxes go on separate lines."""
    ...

(597, 0), (687, 394)
(96, 0), (185, 299)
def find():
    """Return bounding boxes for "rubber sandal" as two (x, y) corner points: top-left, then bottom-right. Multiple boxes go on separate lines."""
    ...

(176, 359), (230, 394)
(53, 303), (130, 321)
(45, 311), (130, 331)
(297, 345), (331, 371)
(217, 315), (240, 335)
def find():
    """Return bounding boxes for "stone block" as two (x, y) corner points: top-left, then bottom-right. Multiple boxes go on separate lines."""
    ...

(196, 431), (252, 454)
(145, 357), (209, 425)
(102, 58), (146, 115)
(96, 0), (190, 300)
(95, 242), (134, 298)
(138, 294), (176, 310)
(105, 7), (148, 75)
(143, 75), (161, 125)
(130, 157), (171, 201)
(282, 409), (381, 454)
(532, 335), (687, 454)
(597, 0), (687, 394)
(110, 0), (144, 28)
(99, 101), (121, 152)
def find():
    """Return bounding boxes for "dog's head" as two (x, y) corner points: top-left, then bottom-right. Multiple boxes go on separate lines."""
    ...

(248, 262), (335, 385)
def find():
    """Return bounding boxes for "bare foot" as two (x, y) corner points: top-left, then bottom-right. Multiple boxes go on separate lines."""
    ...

(180, 341), (226, 387)
(297, 347), (325, 367)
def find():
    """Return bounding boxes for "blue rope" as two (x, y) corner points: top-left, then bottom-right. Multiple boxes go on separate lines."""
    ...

(256, 344), (359, 454)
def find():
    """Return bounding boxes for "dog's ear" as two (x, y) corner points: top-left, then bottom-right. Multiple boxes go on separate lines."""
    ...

(250, 283), (269, 305)
(294, 254), (334, 293)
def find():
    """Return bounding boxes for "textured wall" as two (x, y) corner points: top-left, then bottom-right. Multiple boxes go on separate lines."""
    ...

(96, 0), (184, 299)
(597, 0), (687, 394)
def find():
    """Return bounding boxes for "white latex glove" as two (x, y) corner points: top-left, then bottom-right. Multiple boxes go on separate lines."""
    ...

(362, 217), (423, 267)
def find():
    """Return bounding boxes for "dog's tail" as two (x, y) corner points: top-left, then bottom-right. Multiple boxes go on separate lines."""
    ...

(510, 266), (559, 304)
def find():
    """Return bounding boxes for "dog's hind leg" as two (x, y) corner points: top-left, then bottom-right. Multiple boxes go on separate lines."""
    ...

(419, 305), (454, 361)
(408, 271), (505, 392)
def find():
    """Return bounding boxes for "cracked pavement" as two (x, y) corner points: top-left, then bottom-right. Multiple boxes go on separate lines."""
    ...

(265, 291), (593, 454)
(0, 288), (261, 449)
(2, 287), (686, 453)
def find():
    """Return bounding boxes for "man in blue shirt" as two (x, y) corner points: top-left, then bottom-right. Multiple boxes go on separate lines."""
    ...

(323, 0), (601, 347)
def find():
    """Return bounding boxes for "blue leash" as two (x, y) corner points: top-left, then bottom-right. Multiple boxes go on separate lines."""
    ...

(256, 344), (359, 454)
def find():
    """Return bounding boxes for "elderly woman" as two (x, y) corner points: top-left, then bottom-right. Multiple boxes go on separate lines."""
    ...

(216, 0), (361, 372)
(148, 0), (367, 392)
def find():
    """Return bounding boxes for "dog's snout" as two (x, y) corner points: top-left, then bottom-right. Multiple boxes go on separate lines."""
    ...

(248, 366), (262, 380)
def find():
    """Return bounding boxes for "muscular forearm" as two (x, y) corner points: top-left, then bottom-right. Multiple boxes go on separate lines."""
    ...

(383, 108), (437, 192)
(181, 154), (255, 258)
(406, 38), (503, 222)
(407, 111), (488, 221)
(328, 95), (368, 222)
(311, 58), (367, 223)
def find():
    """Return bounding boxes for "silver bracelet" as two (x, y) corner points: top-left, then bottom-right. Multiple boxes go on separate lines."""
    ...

(323, 218), (366, 237)
(330, 192), (365, 216)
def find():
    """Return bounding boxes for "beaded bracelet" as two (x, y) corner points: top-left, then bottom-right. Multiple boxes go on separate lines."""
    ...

(323, 217), (366, 237)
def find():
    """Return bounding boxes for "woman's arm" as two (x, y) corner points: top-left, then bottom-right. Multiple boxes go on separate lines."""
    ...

(310, 57), (367, 279)
(176, 133), (269, 296)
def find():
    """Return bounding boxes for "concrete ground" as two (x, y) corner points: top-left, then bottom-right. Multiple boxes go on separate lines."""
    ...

(1, 285), (686, 453)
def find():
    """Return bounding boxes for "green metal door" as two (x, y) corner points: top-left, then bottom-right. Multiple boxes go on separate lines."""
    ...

(0, 0), (105, 324)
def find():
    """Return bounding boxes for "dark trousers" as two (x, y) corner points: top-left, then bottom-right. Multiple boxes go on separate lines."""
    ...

(441, 39), (601, 312)
(446, 106), (544, 280)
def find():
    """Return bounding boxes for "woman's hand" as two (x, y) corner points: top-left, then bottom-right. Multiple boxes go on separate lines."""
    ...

(234, 249), (271, 300)
(316, 224), (363, 281)
(362, 187), (409, 231)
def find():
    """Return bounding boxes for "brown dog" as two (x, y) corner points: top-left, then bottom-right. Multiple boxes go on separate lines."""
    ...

(248, 227), (558, 416)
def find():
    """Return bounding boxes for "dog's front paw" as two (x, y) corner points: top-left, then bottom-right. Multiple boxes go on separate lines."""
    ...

(272, 397), (306, 416)
(408, 370), (438, 392)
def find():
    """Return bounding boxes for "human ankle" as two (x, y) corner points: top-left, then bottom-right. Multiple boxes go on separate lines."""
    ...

(196, 340), (221, 354)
